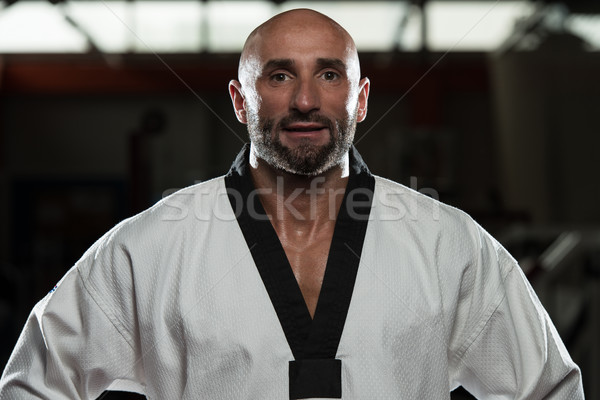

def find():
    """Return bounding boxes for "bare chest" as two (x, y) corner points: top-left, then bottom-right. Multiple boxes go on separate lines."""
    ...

(280, 232), (333, 319)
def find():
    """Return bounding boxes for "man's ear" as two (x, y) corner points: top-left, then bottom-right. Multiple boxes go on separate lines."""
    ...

(356, 77), (370, 122)
(228, 80), (247, 124)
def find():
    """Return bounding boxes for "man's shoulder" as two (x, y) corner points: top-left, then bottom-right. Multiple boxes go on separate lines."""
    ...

(371, 175), (515, 275)
(371, 175), (472, 227)
(80, 176), (229, 258)
(151, 175), (228, 218)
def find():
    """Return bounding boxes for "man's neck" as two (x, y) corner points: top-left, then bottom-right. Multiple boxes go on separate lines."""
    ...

(248, 145), (350, 237)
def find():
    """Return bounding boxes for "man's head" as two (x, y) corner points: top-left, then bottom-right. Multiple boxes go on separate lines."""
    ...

(229, 9), (370, 176)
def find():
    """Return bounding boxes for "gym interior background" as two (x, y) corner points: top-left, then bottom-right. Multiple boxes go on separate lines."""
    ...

(0, 1), (599, 398)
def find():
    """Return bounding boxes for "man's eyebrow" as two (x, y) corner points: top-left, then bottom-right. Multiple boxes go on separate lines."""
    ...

(262, 58), (347, 73)
(263, 58), (294, 72)
(316, 58), (347, 71)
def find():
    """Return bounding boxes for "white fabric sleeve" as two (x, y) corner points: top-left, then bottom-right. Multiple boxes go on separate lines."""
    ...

(0, 266), (145, 399)
(449, 224), (584, 399)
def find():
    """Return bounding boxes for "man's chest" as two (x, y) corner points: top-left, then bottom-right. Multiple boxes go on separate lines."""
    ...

(138, 232), (450, 400)
(280, 230), (334, 318)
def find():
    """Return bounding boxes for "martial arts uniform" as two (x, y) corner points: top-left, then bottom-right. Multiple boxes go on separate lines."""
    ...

(0, 145), (584, 399)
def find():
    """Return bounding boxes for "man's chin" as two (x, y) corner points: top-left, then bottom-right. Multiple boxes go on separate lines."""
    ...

(252, 131), (348, 176)
(275, 142), (333, 174)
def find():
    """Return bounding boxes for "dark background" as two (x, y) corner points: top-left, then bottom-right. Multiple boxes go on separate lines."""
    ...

(1, 1), (600, 399)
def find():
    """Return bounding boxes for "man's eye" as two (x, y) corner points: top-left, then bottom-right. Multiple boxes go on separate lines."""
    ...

(322, 71), (339, 81)
(271, 73), (289, 82)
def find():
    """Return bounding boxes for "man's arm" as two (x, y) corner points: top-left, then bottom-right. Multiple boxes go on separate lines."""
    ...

(454, 266), (583, 398)
(0, 265), (145, 399)
(448, 223), (584, 399)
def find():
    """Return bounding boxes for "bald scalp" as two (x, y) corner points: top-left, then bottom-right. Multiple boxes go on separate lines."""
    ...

(238, 9), (360, 88)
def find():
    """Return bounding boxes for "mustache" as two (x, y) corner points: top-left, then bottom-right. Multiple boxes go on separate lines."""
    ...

(276, 111), (334, 131)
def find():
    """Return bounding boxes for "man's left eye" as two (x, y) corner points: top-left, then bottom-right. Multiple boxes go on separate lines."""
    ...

(322, 71), (339, 80)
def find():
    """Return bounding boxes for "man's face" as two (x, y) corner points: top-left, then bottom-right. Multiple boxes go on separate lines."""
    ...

(231, 12), (369, 176)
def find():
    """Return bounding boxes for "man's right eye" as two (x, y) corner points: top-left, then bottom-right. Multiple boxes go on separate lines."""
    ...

(271, 73), (289, 82)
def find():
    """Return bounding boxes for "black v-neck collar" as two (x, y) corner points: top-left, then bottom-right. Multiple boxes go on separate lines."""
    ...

(225, 144), (374, 399)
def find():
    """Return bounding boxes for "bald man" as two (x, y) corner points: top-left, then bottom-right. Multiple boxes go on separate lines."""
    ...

(0, 9), (584, 400)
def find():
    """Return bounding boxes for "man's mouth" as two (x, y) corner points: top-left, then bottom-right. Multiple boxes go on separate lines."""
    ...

(282, 123), (327, 133)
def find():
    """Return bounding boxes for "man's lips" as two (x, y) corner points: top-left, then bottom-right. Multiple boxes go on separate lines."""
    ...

(282, 123), (328, 133)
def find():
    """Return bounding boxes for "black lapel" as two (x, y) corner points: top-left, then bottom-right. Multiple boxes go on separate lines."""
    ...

(225, 144), (375, 399)
(225, 145), (313, 358)
(302, 147), (374, 360)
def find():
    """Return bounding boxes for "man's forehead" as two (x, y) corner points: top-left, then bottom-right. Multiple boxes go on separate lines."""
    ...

(251, 29), (355, 67)
(239, 9), (360, 82)
(248, 25), (352, 57)
(252, 9), (350, 40)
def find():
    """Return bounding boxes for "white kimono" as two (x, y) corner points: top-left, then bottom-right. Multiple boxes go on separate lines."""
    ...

(0, 146), (584, 399)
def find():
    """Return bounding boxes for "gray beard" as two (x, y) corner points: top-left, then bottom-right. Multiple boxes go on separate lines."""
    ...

(247, 110), (356, 176)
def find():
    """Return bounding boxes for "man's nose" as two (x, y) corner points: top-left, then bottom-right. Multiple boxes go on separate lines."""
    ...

(291, 78), (320, 113)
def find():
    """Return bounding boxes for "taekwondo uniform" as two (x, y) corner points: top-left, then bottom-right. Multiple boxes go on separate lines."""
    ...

(0, 145), (584, 399)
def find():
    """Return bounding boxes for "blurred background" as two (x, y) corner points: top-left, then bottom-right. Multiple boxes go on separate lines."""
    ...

(0, 0), (599, 399)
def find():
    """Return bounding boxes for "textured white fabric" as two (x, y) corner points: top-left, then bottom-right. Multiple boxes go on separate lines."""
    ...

(0, 175), (584, 399)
